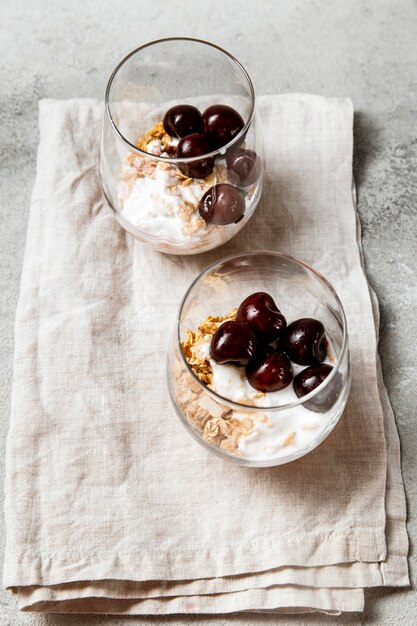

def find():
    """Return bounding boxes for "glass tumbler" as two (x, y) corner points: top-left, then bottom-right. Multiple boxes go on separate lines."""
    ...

(99, 37), (263, 255)
(167, 251), (351, 467)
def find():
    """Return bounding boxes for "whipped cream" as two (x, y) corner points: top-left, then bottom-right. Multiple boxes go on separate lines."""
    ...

(198, 339), (337, 461)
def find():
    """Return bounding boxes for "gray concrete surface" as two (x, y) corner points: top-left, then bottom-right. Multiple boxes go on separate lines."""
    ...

(1, 0), (416, 624)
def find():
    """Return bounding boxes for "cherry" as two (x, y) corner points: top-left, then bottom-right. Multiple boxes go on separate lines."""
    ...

(279, 318), (327, 365)
(236, 292), (286, 343)
(202, 104), (244, 149)
(246, 348), (292, 393)
(210, 321), (257, 367)
(176, 134), (214, 178)
(293, 364), (341, 412)
(226, 149), (261, 186)
(198, 183), (245, 225)
(163, 105), (203, 138)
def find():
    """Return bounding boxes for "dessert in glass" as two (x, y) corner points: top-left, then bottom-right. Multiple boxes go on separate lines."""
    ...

(99, 38), (263, 254)
(167, 252), (351, 467)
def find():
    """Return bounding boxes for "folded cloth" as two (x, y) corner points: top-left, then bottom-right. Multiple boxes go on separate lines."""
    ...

(3, 95), (409, 615)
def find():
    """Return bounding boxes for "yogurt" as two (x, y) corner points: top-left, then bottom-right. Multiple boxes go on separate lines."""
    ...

(198, 339), (337, 461)
(117, 132), (254, 249)
(121, 163), (208, 242)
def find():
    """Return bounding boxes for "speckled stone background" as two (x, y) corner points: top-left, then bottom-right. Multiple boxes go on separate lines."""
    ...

(1, 1), (416, 624)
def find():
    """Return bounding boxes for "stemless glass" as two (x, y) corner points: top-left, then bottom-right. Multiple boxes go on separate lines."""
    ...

(167, 251), (351, 467)
(99, 38), (263, 255)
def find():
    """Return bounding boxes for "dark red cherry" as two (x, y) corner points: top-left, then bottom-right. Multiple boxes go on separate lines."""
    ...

(226, 149), (261, 186)
(293, 364), (341, 412)
(163, 104), (203, 138)
(246, 349), (292, 392)
(279, 318), (327, 365)
(198, 183), (245, 225)
(210, 321), (257, 367)
(202, 104), (244, 149)
(176, 134), (214, 178)
(236, 292), (286, 343)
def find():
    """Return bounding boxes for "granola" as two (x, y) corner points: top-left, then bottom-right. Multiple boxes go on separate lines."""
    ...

(181, 308), (237, 385)
(136, 121), (176, 156)
(174, 308), (274, 455)
(172, 353), (271, 455)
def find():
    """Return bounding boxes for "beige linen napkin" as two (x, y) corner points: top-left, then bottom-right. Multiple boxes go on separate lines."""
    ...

(3, 95), (408, 615)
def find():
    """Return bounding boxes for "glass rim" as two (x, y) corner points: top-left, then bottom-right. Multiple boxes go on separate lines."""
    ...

(104, 37), (256, 163)
(176, 250), (349, 412)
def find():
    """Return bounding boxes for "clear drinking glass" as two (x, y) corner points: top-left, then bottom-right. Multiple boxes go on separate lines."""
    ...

(99, 38), (263, 255)
(167, 251), (351, 467)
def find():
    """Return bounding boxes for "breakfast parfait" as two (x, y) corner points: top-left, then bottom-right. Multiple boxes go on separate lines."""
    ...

(172, 291), (344, 462)
(117, 103), (262, 253)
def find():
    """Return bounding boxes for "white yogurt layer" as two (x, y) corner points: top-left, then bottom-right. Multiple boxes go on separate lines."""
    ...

(197, 340), (337, 461)
(121, 163), (209, 242)
(118, 136), (252, 248)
